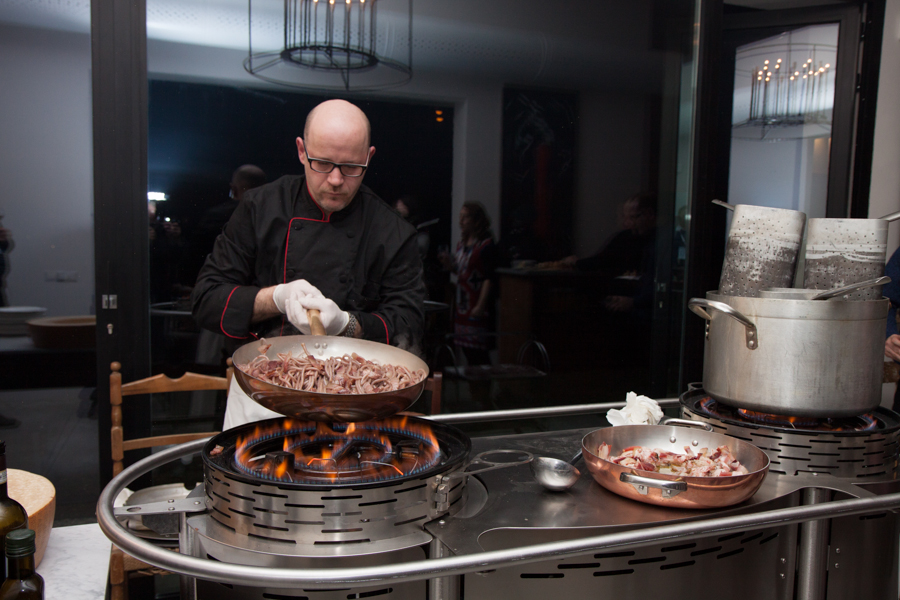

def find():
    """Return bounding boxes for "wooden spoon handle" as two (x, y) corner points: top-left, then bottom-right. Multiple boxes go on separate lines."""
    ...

(307, 309), (327, 336)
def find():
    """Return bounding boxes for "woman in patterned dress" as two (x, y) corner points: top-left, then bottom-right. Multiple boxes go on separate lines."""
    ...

(440, 202), (500, 369)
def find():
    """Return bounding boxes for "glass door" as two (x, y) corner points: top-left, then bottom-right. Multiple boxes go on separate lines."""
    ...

(720, 6), (863, 218)
(728, 23), (839, 219)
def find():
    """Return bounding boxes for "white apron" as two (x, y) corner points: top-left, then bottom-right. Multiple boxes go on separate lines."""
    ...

(223, 376), (284, 430)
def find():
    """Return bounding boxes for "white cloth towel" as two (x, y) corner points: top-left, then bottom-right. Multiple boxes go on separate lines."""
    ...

(223, 375), (284, 430)
(606, 392), (663, 426)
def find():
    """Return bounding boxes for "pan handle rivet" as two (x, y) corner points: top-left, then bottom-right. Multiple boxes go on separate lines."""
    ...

(669, 436), (676, 443)
(780, 558), (786, 564)
(780, 573), (785, 579)
(692, 440), (699, 446)
(834, 563), (839, 569)
(835, 548), (840, 554)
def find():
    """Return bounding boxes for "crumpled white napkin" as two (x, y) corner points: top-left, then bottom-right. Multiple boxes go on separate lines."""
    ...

(606, 392), (663, 426)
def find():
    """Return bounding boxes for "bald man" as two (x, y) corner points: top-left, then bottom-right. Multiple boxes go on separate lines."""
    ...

(191, 100), (426, 428)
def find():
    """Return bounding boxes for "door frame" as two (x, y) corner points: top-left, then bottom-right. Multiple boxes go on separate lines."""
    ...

(680, 1), (885, 389)
(91, 0), (153, 485)
(721, 5), (862, 218)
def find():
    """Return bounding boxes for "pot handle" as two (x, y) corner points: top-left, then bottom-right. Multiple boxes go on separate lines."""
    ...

(659, 417), (714, 432)
(619, 472), (688, 499)
(688, 298), (759, 350)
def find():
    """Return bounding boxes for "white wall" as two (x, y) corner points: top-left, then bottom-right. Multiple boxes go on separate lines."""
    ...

(869, 0), (900, 247)
(0, 24), (94, 316)
(727, 136), (830, 216)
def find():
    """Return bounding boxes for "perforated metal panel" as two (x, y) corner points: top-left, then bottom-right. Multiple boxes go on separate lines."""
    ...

(803, 218), (888, 301)
(465, 524), (797, 600)
(681, 400), (900, 479)
(205, 463), (465, 546)
(718, 205), (806, 297)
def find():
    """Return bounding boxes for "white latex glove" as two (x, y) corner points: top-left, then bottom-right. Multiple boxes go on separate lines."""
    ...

(272, 279), (323, 313)
(606, 392), (663, 426)
(285, 294), (350, 336)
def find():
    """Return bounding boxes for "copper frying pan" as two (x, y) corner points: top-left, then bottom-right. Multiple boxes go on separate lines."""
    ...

(231, 310), (428, 422)
(581, 419), (770, 509)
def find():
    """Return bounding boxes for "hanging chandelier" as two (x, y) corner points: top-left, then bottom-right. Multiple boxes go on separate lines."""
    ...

(244, 0), (413, 91)
(731, 28), (838, 142)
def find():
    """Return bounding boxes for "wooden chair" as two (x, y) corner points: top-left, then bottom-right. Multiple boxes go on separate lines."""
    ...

(108, 360), (232, 599)
(425, 372), (443, 414)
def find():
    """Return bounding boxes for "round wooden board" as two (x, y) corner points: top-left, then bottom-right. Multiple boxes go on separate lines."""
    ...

(8, 469), (56, 567)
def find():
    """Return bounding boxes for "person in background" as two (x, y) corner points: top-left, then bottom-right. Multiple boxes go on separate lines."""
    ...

(194, 165), (268, 258)
(883, 246), (900, 411)
(0, 216), (10, 307)
(547, 193), (657, 374)
(148, 201), (188, 303)
(439, 202), (500, 374)
(393, 194), (432, 262)
(191, 99), (426, 429)
(558, 193), (657, 277)
(193, 165), (269, 371)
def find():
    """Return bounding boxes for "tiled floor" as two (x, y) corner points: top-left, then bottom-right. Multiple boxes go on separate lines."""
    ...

(0, 386), (99, 525)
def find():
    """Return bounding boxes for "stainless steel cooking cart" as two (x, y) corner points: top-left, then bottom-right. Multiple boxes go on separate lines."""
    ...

(97, 400), (900, 600)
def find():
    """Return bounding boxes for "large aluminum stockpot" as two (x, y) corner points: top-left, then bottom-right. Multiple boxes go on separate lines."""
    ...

(689, 293), (889, 417)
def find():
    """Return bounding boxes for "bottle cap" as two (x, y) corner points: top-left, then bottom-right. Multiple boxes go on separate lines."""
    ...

(5, 529), (35, 557)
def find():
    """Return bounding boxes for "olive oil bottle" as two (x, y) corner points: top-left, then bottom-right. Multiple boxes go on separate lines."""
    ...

(0, 443), (26, 579)
(0, 529), (43, 599)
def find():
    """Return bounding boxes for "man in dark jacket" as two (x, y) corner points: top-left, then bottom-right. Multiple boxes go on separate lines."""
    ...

(191, 99), (425, 428)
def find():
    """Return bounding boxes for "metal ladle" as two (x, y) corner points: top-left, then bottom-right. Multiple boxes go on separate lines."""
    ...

(530, 451), (583, 492)
(760, 276), (892, 301)
(810, 275), (891, 300)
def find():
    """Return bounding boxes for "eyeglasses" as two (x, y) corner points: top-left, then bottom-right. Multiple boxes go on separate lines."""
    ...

(306, 153), (370, 177)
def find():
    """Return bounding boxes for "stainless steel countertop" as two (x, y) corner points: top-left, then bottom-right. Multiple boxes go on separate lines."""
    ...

(426, 427), (890, 556)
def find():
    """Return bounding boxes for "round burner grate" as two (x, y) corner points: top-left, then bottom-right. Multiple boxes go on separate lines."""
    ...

(201, 416), (471, 546)
(680, 387), (900, 479)
(231, 420), (443, 485)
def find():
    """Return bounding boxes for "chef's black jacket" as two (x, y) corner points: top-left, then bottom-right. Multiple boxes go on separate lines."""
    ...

(191, 175), (426, 354)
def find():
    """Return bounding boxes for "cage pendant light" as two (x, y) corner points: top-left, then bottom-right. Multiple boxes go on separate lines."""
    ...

(244, 0), (412, 91)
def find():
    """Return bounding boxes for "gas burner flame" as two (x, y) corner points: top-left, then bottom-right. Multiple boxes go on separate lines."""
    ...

(736, 408), (820, 428)
(699, 397), (879, 432)
(233, 416), (442, 484)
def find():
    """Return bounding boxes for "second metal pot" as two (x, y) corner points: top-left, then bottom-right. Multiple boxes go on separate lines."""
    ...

(689, 292), (889, 417)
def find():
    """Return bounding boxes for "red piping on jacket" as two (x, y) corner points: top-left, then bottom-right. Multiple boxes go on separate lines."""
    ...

(220, 286), (254, 339)
(372, 313), (389, 345)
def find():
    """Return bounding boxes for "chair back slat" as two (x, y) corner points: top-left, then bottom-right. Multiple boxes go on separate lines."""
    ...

(121, 372), (229, 396)
(109, 361), (228, 476)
